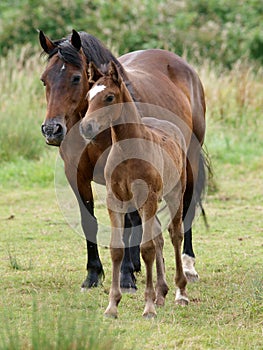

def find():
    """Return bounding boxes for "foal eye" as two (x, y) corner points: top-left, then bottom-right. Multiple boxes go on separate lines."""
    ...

(72, 75), (81, 85)
(105, 95), (114, 103)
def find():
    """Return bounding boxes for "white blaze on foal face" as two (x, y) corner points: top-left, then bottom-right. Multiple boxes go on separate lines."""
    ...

(88, 84), (106, 101)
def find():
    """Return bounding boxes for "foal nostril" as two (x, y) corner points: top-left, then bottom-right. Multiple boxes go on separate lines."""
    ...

(86, 123), (93, 133)
(80, 122), (94, 139)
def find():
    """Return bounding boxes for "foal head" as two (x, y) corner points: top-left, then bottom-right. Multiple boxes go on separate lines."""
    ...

(80, 61), (127, 141)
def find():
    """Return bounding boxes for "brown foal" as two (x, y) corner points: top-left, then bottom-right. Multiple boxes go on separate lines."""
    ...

(80, 62), (189, 318)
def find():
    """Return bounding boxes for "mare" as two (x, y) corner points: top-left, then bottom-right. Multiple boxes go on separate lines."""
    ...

(39, 29), (207, 292)
(80, 61), (189, 318)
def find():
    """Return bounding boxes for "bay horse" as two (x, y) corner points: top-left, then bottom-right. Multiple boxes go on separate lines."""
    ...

(80, 61), (189, 318)
(39, 29), (206, 291)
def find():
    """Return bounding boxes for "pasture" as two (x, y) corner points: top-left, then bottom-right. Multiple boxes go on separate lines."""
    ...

(0, 50), (262, 349)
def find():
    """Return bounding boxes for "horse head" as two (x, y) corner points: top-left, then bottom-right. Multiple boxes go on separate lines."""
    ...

(39, 30), (89, 146)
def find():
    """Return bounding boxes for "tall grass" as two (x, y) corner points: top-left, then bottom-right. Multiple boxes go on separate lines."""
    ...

(198, 61), (263, 165)
(0, 46), (262, 167)
(0, 46), (45, 162)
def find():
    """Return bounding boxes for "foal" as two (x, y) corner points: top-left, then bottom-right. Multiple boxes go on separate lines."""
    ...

(80, 62), (188, 318)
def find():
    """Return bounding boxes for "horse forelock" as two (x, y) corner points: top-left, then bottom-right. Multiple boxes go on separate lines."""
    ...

(57, 40), (83, 68)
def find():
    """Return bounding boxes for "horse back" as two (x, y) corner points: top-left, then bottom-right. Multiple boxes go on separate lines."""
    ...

(119, 49), (206, 145)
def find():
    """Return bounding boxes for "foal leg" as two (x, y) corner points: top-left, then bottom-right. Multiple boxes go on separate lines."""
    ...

(153, 216), (169, 306)
(166, 191), (189, 306)
(140, 197), (158, 318)
(104, 210), (125, 318)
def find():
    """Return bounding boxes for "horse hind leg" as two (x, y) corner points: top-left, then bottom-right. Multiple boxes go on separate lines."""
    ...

(166, 191), (189, 306)
(182, 148), (207, 282)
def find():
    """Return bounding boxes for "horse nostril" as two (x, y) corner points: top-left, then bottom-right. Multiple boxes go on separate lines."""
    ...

(53, 123), (63, 135)
(41, 122), (64, 137)
(41, 124), (46, 135)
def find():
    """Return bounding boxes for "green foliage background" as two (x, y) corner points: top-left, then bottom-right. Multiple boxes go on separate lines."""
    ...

(0, 0), (263, 66)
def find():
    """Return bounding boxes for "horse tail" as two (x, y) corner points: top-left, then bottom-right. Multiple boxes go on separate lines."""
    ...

(195, 146), (213, 229)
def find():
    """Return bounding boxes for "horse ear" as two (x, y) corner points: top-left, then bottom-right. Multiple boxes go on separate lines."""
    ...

(88, 62), (103, 83)
(108, 61), (122, 86)
(39, 30), (56, 54)
(71, 29), (82, 51)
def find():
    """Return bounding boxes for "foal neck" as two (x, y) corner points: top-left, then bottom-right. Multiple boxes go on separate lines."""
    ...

(111, 83), (146, 143)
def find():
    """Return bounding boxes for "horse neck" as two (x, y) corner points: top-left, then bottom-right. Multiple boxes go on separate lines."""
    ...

(111, 83), (146, 143)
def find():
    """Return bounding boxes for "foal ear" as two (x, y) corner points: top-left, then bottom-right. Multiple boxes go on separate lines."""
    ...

(108, 61), (122, 86)
(39, 30), (56, 54)
(88, 62), (103, 83)
(71, 29), (82, 51)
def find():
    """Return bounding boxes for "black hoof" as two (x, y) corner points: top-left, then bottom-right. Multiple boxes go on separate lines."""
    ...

(81, 268), (105, 290)
(120, 271), (137, 292)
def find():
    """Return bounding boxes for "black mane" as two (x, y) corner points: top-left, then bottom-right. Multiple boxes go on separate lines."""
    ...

(44, 31), (122, 72)
(43, 31), (137, 102)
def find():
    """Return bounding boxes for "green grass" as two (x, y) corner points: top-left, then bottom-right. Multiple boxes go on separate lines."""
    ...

(0, 153), (262, 349)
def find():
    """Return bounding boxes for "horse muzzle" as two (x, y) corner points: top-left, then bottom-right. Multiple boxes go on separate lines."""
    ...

(41, 121), (66, 146)
(79, 120), (101, 142)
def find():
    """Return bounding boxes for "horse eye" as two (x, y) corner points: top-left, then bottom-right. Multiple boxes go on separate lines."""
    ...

(105, 95), (114, 103)
(72, 75), (81, 85)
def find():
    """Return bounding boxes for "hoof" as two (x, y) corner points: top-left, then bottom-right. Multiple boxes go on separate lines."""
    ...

(104, 312), (118, 319)
(120, 271), (137, 291)
(175, 298), (189, 306)
(121, 287), (137, 294)
(104, 305), (118, 319)
(143, 312), (157, 319)
(182, 254), (199, 283)
(155, 296), (165, 307)
(175, 288), (189, 306)
(143, 303), (157, 318)
(81, 268), (104, 291)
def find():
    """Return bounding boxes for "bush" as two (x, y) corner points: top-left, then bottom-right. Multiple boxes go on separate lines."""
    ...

(0, 0), (262, 67)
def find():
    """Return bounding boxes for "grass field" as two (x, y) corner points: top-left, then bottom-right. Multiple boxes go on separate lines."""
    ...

(0, 52), (262, 349)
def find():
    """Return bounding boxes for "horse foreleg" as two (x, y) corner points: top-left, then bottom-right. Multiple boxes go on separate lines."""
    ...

(68, 176), (103, 290)
(120, 211), (142, 293)
(63, 153), (104, 290)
